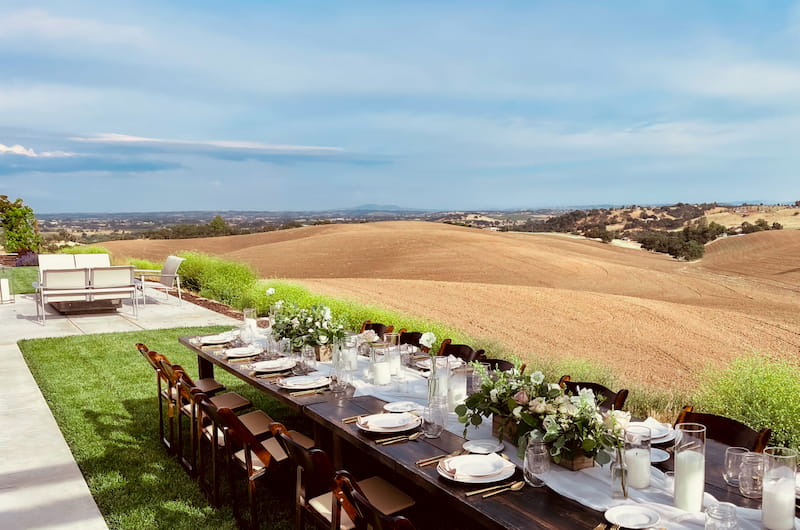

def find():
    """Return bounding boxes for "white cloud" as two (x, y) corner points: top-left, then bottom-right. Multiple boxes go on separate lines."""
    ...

(0, 143), (74, 158)
(0, 9), (150, 48)
(670, 59), (800, 101)
(73, 133), (345, 155)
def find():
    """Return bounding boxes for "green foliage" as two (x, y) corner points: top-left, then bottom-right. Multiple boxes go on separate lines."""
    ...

(695, 355), (800, 450)
(0, 195), (43, 253)
(196, 260), (257, 308)
(583, 227), (614, 243)
(741, 219), (783, 234)
(127, 258), (161, 271)
(18, 327), (303, 530)
(57, 245), (110, 255)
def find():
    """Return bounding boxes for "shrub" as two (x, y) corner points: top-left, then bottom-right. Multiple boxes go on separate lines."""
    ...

(695, 355), (800, 449)
(57, 245), (109, 254)
(15, 252), (38, 267)
(199, 260), (257, 308)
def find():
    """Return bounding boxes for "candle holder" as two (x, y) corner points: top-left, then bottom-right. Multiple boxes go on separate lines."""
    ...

(673, 422), (706, 512)
(624, 424), (651, 489)
(761, 446), (797, 530)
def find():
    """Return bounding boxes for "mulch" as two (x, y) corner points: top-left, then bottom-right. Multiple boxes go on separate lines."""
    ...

(180, 291), (270, 327)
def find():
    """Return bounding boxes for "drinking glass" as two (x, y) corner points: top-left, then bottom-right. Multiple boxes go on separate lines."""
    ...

(737, 452), (763, 499)
(470, 362), (490, 394)
(447, 366), (468, 411)
(242, 308), (258, 344)
(302, 346), (317, 373)
(723, 447), (749, 487)
(421, 401), (447, 438)
(523, 437), (550, 487)
(761, 446), (797, 530)
(673, 423), (706, 512)
(705, 501), (739, 529)
(624, 425), (651, 489)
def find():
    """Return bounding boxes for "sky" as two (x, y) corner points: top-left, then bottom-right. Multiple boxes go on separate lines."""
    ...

(2, 1), (800, 213)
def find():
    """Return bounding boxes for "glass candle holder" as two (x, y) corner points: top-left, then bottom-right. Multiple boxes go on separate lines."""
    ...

(761, 446), (797, 530)
(673, 423), (706, 512)
(723, 447), (749, 487)
(738, 452), (763, 499)
(623, 425), (652, 489)
(705, 501), (739, 529)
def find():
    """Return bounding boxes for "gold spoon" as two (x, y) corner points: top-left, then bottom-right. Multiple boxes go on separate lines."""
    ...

(380, 432), (423, 445)
(482, 480), (524, 498)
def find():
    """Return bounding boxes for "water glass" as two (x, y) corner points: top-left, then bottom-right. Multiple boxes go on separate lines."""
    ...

(705, 501), (739, 529)
(737, 452), (763, 499)
(421, 401), (447, 438)
(623, 424), (651, 489)
(723, 447), (749, 487)
(470, 362), (490, 394)
(302, 346), (317, 373)
(523, 438), (550, 487)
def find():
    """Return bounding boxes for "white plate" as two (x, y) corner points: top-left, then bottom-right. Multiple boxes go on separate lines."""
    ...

(251, 358), (296, 372)
(200, 332), (235, 345)
(605, 505), (660, 529)
(651, 430), (676, 445)
(463, 439), (505, 454)
(383, 401), (420, 413)
(276, 376), (331, 390)
(225, 345), (261, 358)
(355, 414), (422, 433)
(363, 412), (416, 429)
(629, 421), (670, 439)
(437, 456), (516, 484)
(651, 448), (669, 463)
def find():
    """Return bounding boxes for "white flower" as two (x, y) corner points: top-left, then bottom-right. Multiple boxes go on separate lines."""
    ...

(512, 406), (523, 419)
(530, 371), (544, 385)
(489, 388), (499, 403)
(323, 307), (332, 320)
(318, 335), (329, 344)
(419, 332), (436, 349)
(266, 288), (275, 296)
(602, 409), (631, 433)
(529, 397), (547, 414)
(274, 300), (283, 309)
(361, 330), (379, 342)
(548, 383), (561, 391)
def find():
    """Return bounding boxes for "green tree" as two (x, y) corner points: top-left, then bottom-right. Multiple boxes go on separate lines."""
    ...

(208, 215), (231, 235)
(0, 195), (43, 253)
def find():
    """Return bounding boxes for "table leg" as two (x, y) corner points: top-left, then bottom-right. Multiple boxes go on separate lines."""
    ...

(198, 355), (215, 380)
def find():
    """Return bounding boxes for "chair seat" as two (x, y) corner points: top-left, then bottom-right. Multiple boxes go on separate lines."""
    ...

(309, 476), (415, 530)
(204, 410), (274, 446)
(233, 430), (314, 470)
(194, 377), (225, 395)
(209, 392), (251, 412)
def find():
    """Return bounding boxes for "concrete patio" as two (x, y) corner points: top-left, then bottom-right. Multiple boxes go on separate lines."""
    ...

(0, 291), (238, 529)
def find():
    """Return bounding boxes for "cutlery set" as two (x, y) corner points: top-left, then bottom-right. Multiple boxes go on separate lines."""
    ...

(465, 480), (525, 498)
(376, 432), (423, 445)
(289, 388), (328, 397)
(341, 415), (365, 424)
(414, 449), (466, 467)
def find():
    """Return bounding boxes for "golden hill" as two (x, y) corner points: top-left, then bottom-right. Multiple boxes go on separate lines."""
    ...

(102, 221), (800, 390)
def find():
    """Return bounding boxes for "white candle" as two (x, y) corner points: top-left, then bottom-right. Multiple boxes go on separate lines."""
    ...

(762, 477), (796, 530)
(373, 362), (391, 385)
(674, 450), (705, 512)
(624, 448), (651, 489)
(389, 351), (402, 375)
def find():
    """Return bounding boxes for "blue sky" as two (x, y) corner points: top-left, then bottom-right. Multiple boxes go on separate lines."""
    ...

(2, 1), (800, 213)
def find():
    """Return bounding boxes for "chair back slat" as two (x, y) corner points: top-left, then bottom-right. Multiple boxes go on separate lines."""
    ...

(437, 339), (484, 363)
(361, 320), (394, 337)
(674, 406), (771, 452)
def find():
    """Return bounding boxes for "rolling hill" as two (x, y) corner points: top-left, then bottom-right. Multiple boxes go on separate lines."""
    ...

(101, 221), (800, 390)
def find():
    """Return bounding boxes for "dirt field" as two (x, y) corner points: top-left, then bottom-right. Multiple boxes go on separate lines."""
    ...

(102, 221), (800, 390)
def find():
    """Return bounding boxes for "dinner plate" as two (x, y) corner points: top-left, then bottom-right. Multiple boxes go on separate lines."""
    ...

(383, 401), (420, 413)
(604, 505), (660, 529)
(437, 455), (515, 484)
(628, 421), (670, 439)
(651, 430), (676, 445)
(225, 345), (261, 358)
(463, 439), (505, 454)
(276, 375), (331, 390)
(651, 448), (669, 463)
(200, 332), (236, 345)
(355, 414), (422, 433)
(251, 358), (296, 372)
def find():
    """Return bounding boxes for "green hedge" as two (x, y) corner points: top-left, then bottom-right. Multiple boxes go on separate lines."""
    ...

(57, 245), (110, 254)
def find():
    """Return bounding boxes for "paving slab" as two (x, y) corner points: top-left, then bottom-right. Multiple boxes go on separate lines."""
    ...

(0, 290), (238, 529)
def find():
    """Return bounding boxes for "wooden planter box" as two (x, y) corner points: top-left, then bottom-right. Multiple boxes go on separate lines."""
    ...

(556, 448), (595, 471)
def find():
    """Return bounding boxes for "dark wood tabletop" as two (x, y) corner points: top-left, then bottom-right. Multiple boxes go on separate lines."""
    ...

(180, 335), (799, 528)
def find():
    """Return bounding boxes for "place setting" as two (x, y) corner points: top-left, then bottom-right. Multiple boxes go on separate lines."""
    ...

(436, 452), (517, 485)
(223, 344), (263, 362)
(275, 373), (332, 397)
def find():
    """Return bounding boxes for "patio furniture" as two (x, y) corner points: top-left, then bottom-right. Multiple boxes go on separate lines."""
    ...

(135, 255), (185, 305)
(558, 375), (629, 411)
(673, 405), (772, 452)
(333, 471), (416, 530)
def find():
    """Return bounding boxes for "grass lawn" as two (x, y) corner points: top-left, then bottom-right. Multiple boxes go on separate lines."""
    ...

(1, 265), (37, 295)
(18, 326), (311, 530)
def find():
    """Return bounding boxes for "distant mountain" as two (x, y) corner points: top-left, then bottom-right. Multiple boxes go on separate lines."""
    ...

(347, 204), (413, 212)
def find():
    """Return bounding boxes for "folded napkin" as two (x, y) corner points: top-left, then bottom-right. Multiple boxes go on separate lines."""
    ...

(281, 376), (328, 388)
(441, 453), (514, 482)
(200, 331), (236, 345)
(639, 417), (671, 438)
(224, 345), (261, 359)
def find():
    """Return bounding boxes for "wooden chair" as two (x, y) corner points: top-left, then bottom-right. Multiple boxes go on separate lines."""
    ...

(360, 320), (394, 337)
(558, 375), (629, 411)
(272, 423), (414, 530)
(673, 406), (771, 452)
(135, 343), (225, 451)
(481, 358), (514, 372)
(333, 471), (416, 530)
(436, 339), (485, 363)
(158, 359), (250, 459)
(397, 331), (430, 354)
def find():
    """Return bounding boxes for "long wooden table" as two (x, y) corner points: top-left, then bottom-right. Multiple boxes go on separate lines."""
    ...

(180, 336), (798, 529)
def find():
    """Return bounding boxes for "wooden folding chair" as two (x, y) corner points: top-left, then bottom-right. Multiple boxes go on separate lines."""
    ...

(360, 320), (394, 337)
(333, 471), (416, 530)
(558, 375), (629, 411)
(674, 405), (771, 452)
(436, 339), (485, 363)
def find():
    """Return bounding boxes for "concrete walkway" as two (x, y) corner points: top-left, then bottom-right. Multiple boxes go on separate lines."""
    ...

(0, 291), (238, 529)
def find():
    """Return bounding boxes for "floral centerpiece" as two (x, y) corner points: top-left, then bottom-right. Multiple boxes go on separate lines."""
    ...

(456, 366), (621, 467)
(271, 301), (346, 352)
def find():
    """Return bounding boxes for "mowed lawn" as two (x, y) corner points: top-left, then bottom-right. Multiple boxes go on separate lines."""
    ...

(18, 327), (309, 530)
